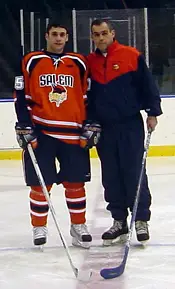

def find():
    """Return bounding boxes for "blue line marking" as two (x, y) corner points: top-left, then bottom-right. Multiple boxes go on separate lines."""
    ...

(0, 95), (175, 103)
(160, 95), (175, 98)
(0, 99), (14, 102)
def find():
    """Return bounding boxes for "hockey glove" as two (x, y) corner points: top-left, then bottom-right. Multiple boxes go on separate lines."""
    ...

(15, 122), (37, 149)
(80, 121), (101, 149)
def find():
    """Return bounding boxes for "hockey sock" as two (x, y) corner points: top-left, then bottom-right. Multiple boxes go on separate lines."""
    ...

(30, 185), (52, 226)
(63, 182), (86, 224)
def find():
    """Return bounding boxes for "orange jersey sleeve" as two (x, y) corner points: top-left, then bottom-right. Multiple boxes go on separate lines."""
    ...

(13, 52), (39, 125)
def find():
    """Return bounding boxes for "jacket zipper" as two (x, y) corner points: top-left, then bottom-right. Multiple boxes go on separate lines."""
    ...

(104, 56), (107, 83)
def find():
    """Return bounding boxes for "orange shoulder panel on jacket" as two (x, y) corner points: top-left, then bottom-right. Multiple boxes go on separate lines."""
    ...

(87, 43), (141, 83)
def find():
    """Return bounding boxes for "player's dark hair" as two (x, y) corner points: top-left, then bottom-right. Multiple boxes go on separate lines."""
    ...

(46, 21), (69, 34)
(91, 19), (114, 32)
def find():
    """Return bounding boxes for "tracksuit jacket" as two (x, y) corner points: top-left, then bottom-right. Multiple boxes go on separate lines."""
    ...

(87, 40), (162, 124)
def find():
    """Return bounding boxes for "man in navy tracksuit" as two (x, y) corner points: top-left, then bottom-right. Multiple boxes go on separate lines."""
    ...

(81, 19), (162, 245)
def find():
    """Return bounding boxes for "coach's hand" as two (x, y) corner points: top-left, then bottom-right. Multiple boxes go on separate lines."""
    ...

(146, 116), (157, 132)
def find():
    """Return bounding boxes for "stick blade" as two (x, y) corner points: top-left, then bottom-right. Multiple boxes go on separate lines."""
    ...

(100, 246), (129, 279)
(100, 263), (125, 279)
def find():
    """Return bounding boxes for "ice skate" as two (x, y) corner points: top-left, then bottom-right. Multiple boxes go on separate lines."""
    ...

(70, 224), (92, 249)
(135, 221), (149, 244)
(33, 226), (48, 246)
(102, 220), (128, 246)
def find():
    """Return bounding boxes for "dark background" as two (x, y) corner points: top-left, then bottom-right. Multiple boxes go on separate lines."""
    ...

(0, 0), (175, 98)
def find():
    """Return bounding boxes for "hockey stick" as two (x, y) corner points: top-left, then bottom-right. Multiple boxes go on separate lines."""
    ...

(100, 129), (152, 279)
(27, 143), (92, 281)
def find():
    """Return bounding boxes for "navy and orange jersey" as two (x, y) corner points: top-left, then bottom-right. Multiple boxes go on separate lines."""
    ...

(13, 50), (88, 144)
(87, 40), (162, 124)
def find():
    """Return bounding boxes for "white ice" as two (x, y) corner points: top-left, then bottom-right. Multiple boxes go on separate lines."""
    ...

(0, 157), (175, 289)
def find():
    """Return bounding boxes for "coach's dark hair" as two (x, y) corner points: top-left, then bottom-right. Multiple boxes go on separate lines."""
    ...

(91, 19), (114, 31)
(46, 21), (69, 34)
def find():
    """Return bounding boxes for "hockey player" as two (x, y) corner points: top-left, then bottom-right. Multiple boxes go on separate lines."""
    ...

(85, 19), (162, 245)
(13, 22), (92, 248)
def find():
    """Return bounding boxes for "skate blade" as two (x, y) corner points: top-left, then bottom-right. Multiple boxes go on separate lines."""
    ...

(39, 245), (44, 251)
(139, 239), (149, 246)
(33, 245), (44, 252)
(103, 234), (128, 246)
(72, 237), (91, 249)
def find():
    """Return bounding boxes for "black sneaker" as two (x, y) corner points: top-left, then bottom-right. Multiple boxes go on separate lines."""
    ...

(102, 220), (128, 246)
(135, 221), (149, 243)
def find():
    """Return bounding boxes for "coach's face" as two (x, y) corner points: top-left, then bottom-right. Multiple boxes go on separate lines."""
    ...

(91, 22), (115, 53)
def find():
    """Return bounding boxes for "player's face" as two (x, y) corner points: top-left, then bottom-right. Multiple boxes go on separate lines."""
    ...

(45, 27), (68, 54)
(91, 23), (115, 53)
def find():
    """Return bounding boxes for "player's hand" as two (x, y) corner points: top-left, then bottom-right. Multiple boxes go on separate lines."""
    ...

(15, 122), (38, 149)
(146, 116), (157, 132)
(80, 121), (101, 149)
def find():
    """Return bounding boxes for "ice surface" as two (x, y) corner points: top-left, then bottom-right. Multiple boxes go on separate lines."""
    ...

(0, 158), (175, 289)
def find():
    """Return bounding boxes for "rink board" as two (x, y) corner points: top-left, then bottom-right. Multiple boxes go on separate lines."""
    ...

(1, 146), (175, 160)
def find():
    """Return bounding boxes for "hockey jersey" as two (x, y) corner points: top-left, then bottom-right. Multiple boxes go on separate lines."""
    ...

(13, 50), (88, 144)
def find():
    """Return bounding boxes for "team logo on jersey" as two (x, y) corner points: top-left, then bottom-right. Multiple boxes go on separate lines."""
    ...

(113, 64), (119, 70)
(49, 84), (67, 107)
(39, 74), (74, 87)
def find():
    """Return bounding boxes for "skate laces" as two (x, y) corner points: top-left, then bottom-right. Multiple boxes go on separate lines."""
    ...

(135, 221), (148, 233)
(108, 220), (123, 233)
(33, 226), (47, 238)
(72, 224), (90, 235)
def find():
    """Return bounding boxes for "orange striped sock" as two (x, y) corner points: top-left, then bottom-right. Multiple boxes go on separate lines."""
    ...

(30, 185), (52, 226)
(63, 182), (86, 224)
